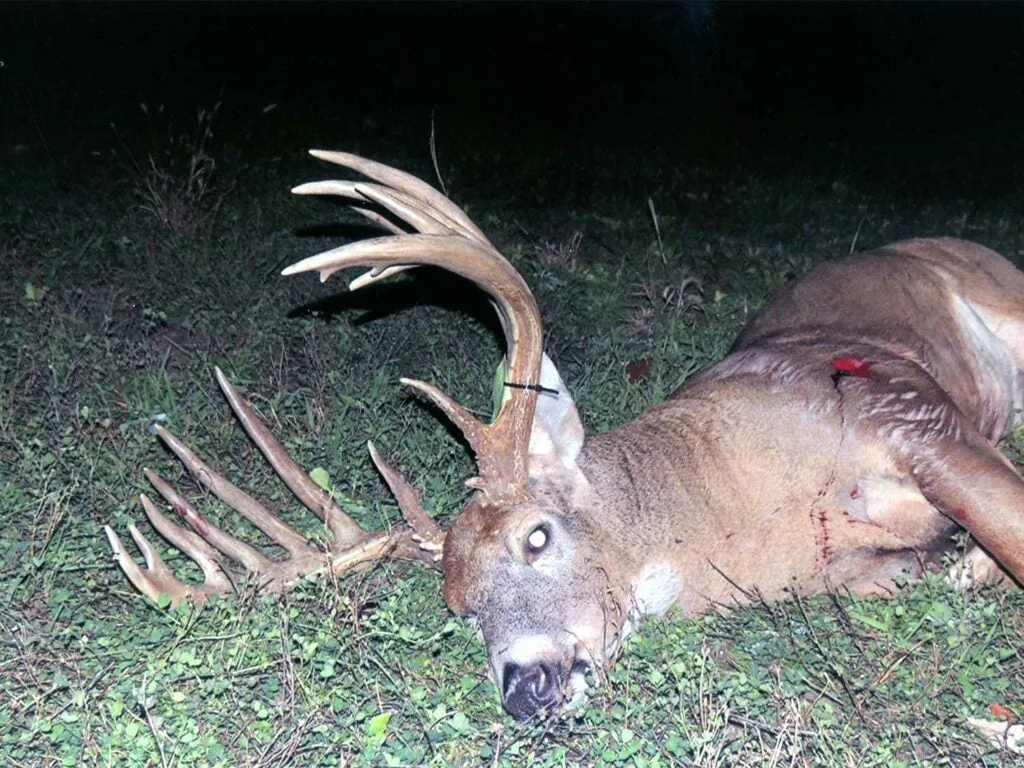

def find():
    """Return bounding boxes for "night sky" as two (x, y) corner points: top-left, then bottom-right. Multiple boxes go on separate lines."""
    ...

(4, 2), (1024, 195)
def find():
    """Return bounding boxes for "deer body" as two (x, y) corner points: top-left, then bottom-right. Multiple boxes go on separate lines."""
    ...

(586, 237), (1024, 615)
(107, 154), (1024, 721)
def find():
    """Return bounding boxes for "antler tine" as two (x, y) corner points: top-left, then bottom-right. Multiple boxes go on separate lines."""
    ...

(367, 441), (444, 554)
(292, 180), (481, 245)
(349, 265), (415, 291)
(143, 467), (279, 572)
(292, 175), (486, 292)
(306, 149), (493, 248)
(104, 520), (229, 606)
(136, 493), (236, 588)
(211, 367), (364, 547)
(290, 180), (405, 236)
(283, 231), (544, 499)
(297, 174), (501, 318)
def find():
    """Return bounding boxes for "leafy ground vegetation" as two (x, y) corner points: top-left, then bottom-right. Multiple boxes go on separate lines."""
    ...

(2, 101), (1023, 767)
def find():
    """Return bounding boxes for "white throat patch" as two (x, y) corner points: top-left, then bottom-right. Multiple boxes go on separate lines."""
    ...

(632, 561), (681, 617)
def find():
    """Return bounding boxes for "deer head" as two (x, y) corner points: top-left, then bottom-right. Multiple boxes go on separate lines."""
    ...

(106, 151), (638, 719)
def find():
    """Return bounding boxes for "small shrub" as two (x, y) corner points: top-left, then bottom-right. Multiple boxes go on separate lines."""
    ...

(121, 101), (231, 234)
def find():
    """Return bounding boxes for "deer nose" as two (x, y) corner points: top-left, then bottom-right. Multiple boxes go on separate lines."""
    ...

(501, 662), (561, 720)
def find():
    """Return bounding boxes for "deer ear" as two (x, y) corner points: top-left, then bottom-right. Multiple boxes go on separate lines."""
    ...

(527, 353), (584, 468)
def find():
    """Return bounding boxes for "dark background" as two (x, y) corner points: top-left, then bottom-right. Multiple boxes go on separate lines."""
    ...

(3, 2), (1023, 200)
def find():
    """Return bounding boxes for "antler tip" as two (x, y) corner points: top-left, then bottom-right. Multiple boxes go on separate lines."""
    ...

(103, 524), (123, 554)
(348, 269), (376, 292)
(398, 377), (433, 398)
(281, 253), (320, 276)
(280, 257), (335, 283)
(308, 148), (353, 166)
(213, 367), (245, 403)
(150, 422), (172, 440)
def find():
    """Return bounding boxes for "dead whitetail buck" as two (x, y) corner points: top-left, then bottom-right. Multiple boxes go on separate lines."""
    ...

(107, 150), (1024, 720)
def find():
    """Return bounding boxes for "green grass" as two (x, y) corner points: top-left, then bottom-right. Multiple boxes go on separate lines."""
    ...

(1, 119), (1022, 767)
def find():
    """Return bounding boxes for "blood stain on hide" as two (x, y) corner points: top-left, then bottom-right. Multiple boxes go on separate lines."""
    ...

(175, 501), (210, 537)
(831, 356), (875, 379)
(816, 509), (834, 560)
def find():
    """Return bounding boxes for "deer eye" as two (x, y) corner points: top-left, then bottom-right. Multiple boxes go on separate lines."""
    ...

(525, 524), (550, 557)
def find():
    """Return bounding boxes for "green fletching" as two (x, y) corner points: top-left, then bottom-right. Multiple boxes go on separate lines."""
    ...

(491, 356), (511, 421)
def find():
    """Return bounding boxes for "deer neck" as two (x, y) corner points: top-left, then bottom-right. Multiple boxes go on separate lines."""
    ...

(577, 412), (718, 619)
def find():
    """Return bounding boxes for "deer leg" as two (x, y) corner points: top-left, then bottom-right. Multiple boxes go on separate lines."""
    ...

(912, 439), (1024, 587)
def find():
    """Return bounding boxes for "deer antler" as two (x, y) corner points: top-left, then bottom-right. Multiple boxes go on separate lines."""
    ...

(105, 368), (443, 606)
(107, 150), (543, 605)
(288, 150), (545, 502)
